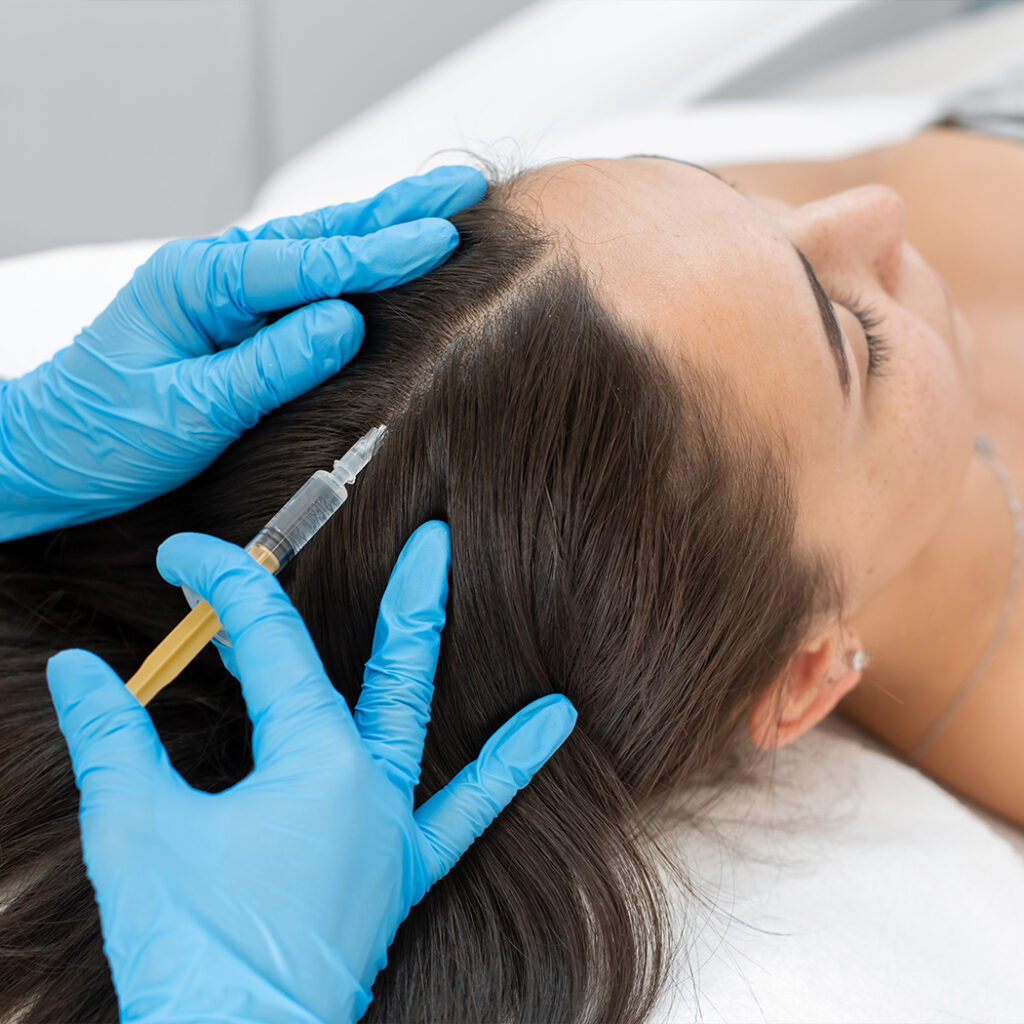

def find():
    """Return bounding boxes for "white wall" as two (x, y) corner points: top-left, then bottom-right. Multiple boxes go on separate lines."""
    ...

(1, 0), (1003, 260)
(0, 0), (533, 259)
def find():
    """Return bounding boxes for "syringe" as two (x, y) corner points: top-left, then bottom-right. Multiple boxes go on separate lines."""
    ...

(126, 425), (387, 707)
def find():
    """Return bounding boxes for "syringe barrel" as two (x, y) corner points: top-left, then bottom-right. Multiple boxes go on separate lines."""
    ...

(247, 470), (347, 573)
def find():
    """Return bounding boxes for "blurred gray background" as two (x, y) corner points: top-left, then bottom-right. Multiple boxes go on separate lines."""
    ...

(0, 0), (533, 259)
(0, 0), (1011, 260)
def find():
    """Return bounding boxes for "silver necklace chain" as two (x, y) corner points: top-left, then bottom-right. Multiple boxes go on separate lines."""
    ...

(904, 432), (1024, 765)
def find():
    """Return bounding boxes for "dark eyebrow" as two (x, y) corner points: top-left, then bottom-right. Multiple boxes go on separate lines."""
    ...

(624, 153), (851, 405)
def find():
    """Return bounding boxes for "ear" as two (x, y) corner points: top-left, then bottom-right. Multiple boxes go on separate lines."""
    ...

(747, 628), (865, 751)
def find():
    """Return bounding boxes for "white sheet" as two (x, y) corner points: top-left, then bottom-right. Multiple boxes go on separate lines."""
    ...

(652, 716), (1024, 1022)
(3, 2), (1024, 1020)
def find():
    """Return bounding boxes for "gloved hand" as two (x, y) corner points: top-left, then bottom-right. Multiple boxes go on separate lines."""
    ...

(0, 165), (486, 542)
(46, 521), (576, 1024)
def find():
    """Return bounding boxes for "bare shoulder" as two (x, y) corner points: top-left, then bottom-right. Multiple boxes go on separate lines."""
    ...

(708, 125), (1018, 201)
(708, 137), (907, 206)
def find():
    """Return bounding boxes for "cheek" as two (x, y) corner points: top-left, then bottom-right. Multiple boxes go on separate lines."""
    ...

(867, 321), (974, 562)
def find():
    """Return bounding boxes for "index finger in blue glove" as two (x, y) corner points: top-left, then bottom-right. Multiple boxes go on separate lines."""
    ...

(180, 299), (364, 432)
(204, 218), (460, 317)
(415, 693), (577, 886)
(155, 532), (358, 765)
(355, 521), (449, 800)
(218, 165), (487, 243)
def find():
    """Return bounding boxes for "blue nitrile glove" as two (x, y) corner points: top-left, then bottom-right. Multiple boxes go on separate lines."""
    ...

(45, 521), (577, 1024)
(0, 165), (486, 542)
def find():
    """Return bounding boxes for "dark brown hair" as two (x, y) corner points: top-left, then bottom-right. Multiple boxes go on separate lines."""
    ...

(0, 163), (843, 1023)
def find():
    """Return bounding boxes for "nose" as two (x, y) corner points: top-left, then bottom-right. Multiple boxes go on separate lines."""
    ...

(796, 184), (906, 296)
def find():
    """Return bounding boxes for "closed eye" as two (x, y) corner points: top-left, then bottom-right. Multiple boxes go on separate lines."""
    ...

(832, 291), (893, 378)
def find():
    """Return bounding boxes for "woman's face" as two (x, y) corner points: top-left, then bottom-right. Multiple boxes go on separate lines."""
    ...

(511, 155), (978, 618)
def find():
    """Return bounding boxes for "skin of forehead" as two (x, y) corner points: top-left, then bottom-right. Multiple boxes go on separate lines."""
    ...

(504, 157), (841, 467)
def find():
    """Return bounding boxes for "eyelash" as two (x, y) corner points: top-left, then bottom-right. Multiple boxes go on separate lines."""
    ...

(831, 290), (893, 379)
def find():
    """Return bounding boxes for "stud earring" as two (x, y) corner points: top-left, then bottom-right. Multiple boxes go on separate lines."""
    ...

(849, 649), (871, 672)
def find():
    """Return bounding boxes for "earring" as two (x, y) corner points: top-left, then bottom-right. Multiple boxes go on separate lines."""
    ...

(849, 649), (871, 672)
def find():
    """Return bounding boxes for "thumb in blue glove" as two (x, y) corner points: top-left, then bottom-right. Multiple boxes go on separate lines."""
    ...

(46, 521), (576, 1024)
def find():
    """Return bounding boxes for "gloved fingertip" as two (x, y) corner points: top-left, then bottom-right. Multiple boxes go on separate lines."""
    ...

(46, 647), (101, 677)
(45, 647), (119, 710)
(225, 300), (363, 420)
(485, 693), (578, 786)
(155, 531), (204, 585)
(414, 692), (577, 883)
(523, 691), (578, 740)
(435, 164), (488, 209)
(401, 163), (487, 206)
(394, 219), (461, 277)
(379, 520), (451, 634)
(307, 300), (364, 371)
(385, 217), (459, 252)
(402, 521), (452, 573)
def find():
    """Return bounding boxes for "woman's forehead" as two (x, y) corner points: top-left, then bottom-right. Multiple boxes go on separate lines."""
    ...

(508, 156), (845, 484)
(508, 157), (788, 319)
(510, 156), (733, 241)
